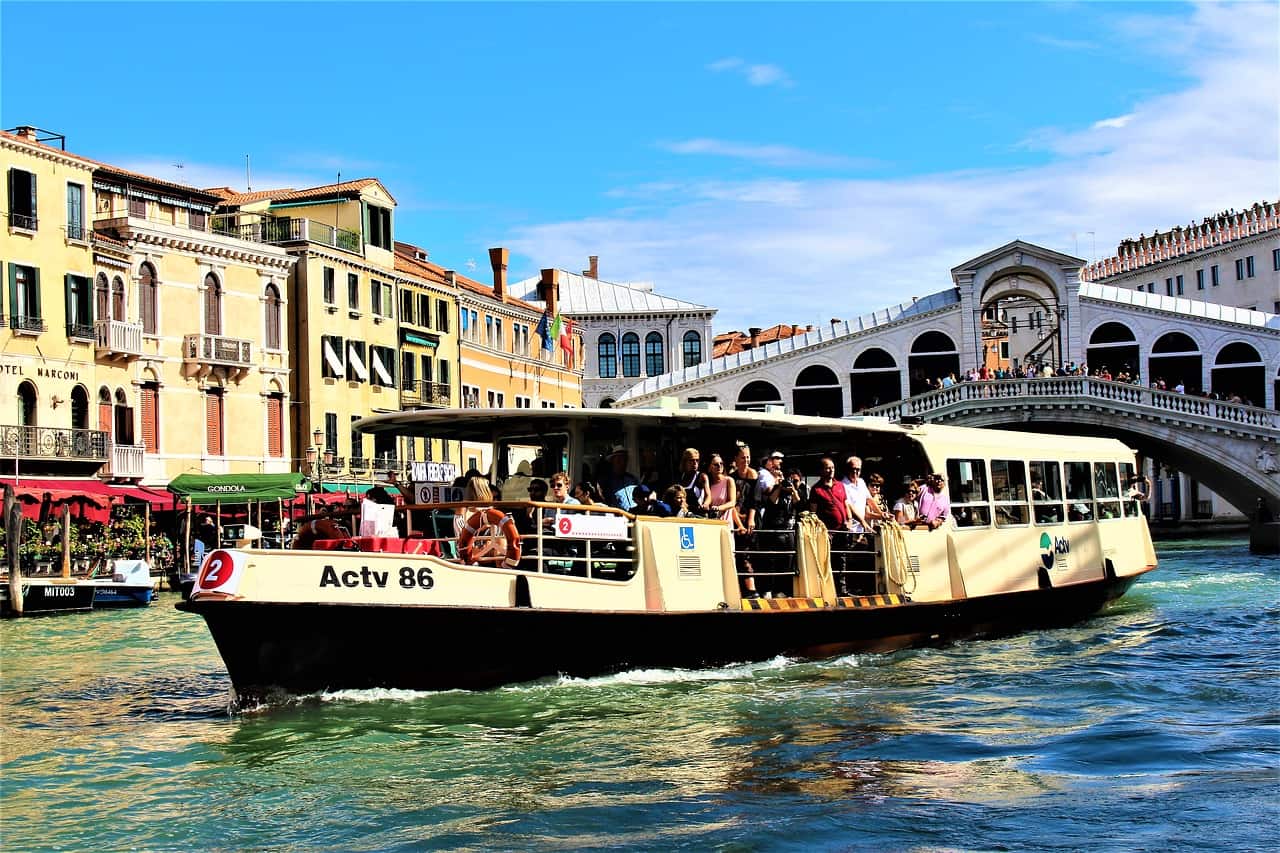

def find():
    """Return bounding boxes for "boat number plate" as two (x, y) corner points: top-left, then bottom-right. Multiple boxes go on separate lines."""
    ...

(195, 550), (245, 596)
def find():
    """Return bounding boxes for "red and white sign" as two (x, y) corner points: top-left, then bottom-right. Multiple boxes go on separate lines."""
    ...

(414, 482), (464, 504)
(553, 512), (629, 540)
(193, 549), (246, 596)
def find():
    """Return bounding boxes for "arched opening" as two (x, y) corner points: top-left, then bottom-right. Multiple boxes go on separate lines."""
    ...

(114, 388), (135, 445)
(264, 284), (282, 350)
(1148, 332), (1202, 393)
(908, 331), (959, 394)
(70, 385), (89, 431)
(599, 397), (615, 409)
(111, 275), (126, 321)
(620, 332), (640, 378)
(850, 347), (901, 411)
(682, 330), (702, 368)
(980, 279), (1062, 373)
(98, 386), (113, 439)
(16, 381), (36, 455)
(1086, 322), (1139, 379)
(597, 333), (617, 378)
(95, 273), (110, 321)
(1211, 342), (1265, 406)
(204, 273), (223, 335)
(139, 262), (158, 335)
(737, 380), (784, 412)
(645, 331), (664, 376)
(792, 364), (843, 418)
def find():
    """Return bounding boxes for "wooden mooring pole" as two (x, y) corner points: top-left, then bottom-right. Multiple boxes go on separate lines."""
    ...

(4, 484), (23, 616)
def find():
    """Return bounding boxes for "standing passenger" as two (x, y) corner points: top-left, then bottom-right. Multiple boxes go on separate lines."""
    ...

(809, 457), (853, 596)
(705, 453), (737, 523)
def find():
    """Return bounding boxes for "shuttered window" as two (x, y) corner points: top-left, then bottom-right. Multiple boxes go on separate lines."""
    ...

(140, 384), (159, 453)
(204, 273), (222, 335)
(266, 395), (283, 458)
(206, 391), (224, 456)
(264, 284), (282, 350)
(139, 264), (157, 335)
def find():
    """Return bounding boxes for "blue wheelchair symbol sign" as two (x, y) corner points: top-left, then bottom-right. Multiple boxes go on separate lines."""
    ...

(679, 526), (695, 550)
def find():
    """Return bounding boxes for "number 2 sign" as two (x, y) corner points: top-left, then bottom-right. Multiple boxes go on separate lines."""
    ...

(195, 549), (245, 596)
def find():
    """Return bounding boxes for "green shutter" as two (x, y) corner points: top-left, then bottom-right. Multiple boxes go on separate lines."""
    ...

(29, 171), (37, 226)
(32, 267), (40, 320)
(64, 273), (73, 328)
(8, 263), (16, 319)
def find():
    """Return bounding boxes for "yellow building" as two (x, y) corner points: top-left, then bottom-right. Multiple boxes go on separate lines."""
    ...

(213, 180), (458, 489)
(394, 244), (583, 475)
(1, 125), (294, 491)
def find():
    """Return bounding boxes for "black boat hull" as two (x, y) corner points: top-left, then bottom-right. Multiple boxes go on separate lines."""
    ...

(178, 573), (1141, 702)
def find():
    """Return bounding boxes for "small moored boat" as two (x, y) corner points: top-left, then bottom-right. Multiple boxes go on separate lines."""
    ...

(87, 560), (157, 607)
(178, 405), (1157, 704)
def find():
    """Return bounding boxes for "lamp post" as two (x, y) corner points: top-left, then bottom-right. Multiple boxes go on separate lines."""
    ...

(303, 427), (334, 513)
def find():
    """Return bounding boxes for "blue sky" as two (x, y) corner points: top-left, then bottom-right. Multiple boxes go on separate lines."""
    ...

(3, 2), (1276, 331)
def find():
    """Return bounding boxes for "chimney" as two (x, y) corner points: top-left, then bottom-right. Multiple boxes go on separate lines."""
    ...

(748, 327), (762, 349)
(489, 247), (508, 300)
(444, 270), (457, 289)
(538, 268), (560, 316)
(14, 125), (38, 142)
(582, 255), (599, 279)
(806, 325), (815, 332)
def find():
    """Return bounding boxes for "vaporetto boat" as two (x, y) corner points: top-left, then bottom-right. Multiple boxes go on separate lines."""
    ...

(178, 405), (1157, 705)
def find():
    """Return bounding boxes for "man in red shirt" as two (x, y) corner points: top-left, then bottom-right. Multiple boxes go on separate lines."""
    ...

(809, 457), (854, 595)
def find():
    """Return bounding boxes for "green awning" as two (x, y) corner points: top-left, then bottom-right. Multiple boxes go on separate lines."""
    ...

(404, 333), (437, 348)
(167, 472), (311, 503)
(321, 482), (401, 495)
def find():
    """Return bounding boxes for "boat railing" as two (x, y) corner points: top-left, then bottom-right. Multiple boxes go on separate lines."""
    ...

(734, 524), (883, 596)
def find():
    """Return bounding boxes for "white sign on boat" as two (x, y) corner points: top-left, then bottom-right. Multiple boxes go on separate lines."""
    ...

(554, 512), (628, 540)
(414, 482), (464, 504)
(410, 462), (459, 483)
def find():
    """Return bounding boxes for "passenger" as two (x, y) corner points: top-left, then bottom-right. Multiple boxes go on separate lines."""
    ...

(514, 478), (548, 567)
(753, 450), (786, 532)
(839, 456), (871, 538)
(786, 468), (809, 505)
(677, 447), (712, 516)
(809, 457), (853, 596)
(663, 484), (694, 517)
(572, 480), (603, 505)
(600, 445), (639, 510)
(729, 441), (757, 535)
(1031, 476), (1050, 502)
(893, 481), (925, 528)
(291, 508), (347, 549)
(864, 473), (889, 530)
(704, 453), (737, 523)
(503, 460), (533, 502)
(633, 484), (672, 517)
(548, 472), (580, 506)
(917, 472), (952, 530)
(758, 466), (801, 595)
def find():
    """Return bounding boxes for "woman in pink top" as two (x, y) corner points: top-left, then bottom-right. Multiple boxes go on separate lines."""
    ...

(705, 453), (737, 522)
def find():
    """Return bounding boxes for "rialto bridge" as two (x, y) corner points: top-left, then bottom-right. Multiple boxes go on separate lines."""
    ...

(614, 240), (1280, 515)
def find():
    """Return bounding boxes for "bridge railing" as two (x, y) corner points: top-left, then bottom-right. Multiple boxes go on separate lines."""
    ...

(868, 378), (1279, 431)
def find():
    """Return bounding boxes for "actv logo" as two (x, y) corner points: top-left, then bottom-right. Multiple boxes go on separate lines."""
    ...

(1039, 533), (1070, 569)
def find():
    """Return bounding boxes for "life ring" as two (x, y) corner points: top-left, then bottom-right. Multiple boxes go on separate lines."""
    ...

(457, 508), (522, 567)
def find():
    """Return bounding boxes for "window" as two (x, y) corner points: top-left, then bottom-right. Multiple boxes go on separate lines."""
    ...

(140, 382), (159, 453)
(1235, 259), (1245, 280)
(1064, 461), (1093, 522)
(370, 345), (396, 387)
(7, 168), (37, 229)
(347, 340), (368, 383)
(1273, 248), (1280, 271)
(1119, 462), (1141, 518)
(266, 394), (284, 458)
(347, 272), (360, 310)
(486, 390), (505, 408)
(495, 317), (504, 351)
(264, 284), (282, 350)
(1165, 277), (1173, 296)
(205, 389), (225, 456)
(1094, 462), (1121, 519)
(991, 459), (1028, 527)
(459, 306), (468, 334)
(371, 280), (382, 316)
(621, 332), (640, 377)
(350, 415), (364, 463)
(64, 274), (93, 339)
(437, 359), (449, 389)
(436, 299), (450, 332)
(682, 330), (702, 367)
(371, 280), (392, 318)
(203, 273), (222, 335)
(1246, 255), (1255, 277)
(462, 384), (480, 408)
(96, 272), (109, 321)
(401, 351), (416, 389)
(139, 263), (157, 334)
(420, 354), (433, 390)
(1146, 282), (1155, 293)
(324, 412), (338, 453)
(418, 293), (431, 328)
(8, 264), (42, 331)
(945, 458), (990, 527)
(322, 266), (336, 305)
(1030, 460), (1064, 524)
(1175, 274), (1183, 296)
(320, 335), (346, 379)
(1211, 264), (1220, 286)
(129, 194), (146, 218)
(645, 332), (664, 376)
(66, 183), (85, 240)
(367, 205), (392, 250)
(190, 210), (207, 231)
(999, 340), (1010, 360)
(400, 289), (414, 324)
(485, 315), (494, 346)
(515, 395), (531, 408)
(1196, 269), (1205, 290)
(111, 275), (125, 321)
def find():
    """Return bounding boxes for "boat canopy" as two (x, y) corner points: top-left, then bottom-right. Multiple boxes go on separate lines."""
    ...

(167, 473), (311, 503)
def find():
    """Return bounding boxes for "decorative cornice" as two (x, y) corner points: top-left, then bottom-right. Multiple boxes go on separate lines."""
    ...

(0, 135), (95, 171)
(1078, 295), (1279, 337)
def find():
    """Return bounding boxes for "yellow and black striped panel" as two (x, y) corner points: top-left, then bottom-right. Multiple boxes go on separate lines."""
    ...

(740, 594), (903, 611)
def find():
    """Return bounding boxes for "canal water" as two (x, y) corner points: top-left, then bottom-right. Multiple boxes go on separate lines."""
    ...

(1, 537), (1276, 851)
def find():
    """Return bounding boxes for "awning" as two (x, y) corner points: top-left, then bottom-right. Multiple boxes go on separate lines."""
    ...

(371, 348), (393, 386)
(347, 343), (368, 382)
(321, 482), (401, 495)
(0, 477), (112, 507)
(323, 338), (345, 376)
(105, 484), (175, 508)
(403, 333), (437, 348)
(167, 472), (311, 503)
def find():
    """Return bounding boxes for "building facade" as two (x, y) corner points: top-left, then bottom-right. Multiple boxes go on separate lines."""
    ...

(513, 257), (715, 408)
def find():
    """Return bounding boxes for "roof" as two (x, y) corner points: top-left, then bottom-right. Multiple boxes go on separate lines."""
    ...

(1079, 282), (1279, 330)
(513, 269), (714, 316)
(392, 242), (548, 315)
(714, 324), (815, 357)
(213, 178), (393, 208)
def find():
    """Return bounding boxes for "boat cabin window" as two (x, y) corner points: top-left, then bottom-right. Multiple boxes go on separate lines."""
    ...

(1030, 460), (1065, 524)
(1065, 461), (1094, 522)
(1094, 462), (1122, 520)
(1119, 461), (1142, 517)
(991, 459), (1028, 527)
(946, 458), (990, 527)
(495, 433), (569, 484)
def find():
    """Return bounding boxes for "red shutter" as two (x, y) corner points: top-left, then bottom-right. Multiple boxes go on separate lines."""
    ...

(267, 396), (283, 458)
(206, 393), (223, 456)
(140, 386), (158, 453)
(98, 402), (113, 439)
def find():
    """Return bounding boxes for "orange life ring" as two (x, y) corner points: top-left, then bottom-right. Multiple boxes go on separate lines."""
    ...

(457, 507), (522, 567)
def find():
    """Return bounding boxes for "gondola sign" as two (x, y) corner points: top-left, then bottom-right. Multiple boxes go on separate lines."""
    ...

(414, 482), (464, 504)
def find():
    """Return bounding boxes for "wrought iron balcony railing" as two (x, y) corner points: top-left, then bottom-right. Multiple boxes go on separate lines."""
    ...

(95, 319), (145, 358)
(66, 322), (96, 341)
(183, 333), (252, 368)
(210, 215), (361, 253)
(10, 314), (46, 334)
(400, 380), (451, 408)
(0, 425), (109, 461)
(65, 222), (88, 241)
(8, 212), (37, 230)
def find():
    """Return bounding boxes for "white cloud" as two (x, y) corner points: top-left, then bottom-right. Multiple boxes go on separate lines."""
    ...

(660, 138), (874, 170)
(509, 2), (1278, 333)
(707, 56), (794, 88)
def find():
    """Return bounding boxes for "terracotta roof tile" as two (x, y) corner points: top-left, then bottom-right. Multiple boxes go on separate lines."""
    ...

(392, 243), (547, 314)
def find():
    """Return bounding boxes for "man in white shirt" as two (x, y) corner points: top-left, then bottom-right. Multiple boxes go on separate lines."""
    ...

(752, 450), (785, 530)
(839, 456), (871, 533)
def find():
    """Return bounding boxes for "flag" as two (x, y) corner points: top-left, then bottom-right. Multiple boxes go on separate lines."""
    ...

(559, 317), (574, 360)
(535, 311), (552, 351)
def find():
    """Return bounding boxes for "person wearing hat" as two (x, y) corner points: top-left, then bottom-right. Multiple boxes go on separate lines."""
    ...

(751, 450), (786, 528)
(600, 444), (639, 510)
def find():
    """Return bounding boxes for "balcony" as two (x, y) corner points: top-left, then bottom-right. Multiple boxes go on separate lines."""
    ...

(348, 457), (370, 476)
(0, 425), (108, 463)
(211, 214), (361, 253)
(10, 314), (46, 335)
(8, 212), (36, 231)
(183, 333), (253, 381)
(400, 380), (451, 409)
(66, 322), (96, 342)
(107, 443), (145, 480)
(95, 319), (145, 360)
(65, 222), (89, 242)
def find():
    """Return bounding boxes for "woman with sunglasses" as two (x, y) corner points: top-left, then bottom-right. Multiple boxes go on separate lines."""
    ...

(705, 453), (737, 523)
(893, 481), (925, 528)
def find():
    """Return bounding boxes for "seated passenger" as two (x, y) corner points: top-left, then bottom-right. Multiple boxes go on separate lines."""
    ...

(664, 484), (694, 517)
(601, 446), (640, 509)
(633, 484), (672, 517)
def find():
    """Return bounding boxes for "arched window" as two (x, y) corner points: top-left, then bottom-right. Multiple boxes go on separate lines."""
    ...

(1087, 322), (1139, 379)
(621, 332), (641, 377)
(97, 386), (113, 438)
(682, 330), (702, 367)
(264, 284), (282, 350)
(17, 381), (37, 426)
(1211, 342), (1265, 405)
(204, 273), (222, 335)
(850, 347), (901, 411)
(644, 332), (664, 376)
(111, 275), (126, 321)
(736, 380), (784, 412)
(1148, 332), (1202, 393)
(139, 263), (157, 335)
(597, 333), (617, 378)
(599, 397), (616, 409)
(908, 330), (960, 395)
(71, 385), (89, 431)
(95, 273), (110, 322)
(793, 365), (843, 417)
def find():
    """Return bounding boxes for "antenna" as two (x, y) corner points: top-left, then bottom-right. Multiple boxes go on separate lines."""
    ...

(245, 154), (252, 192)
(173, 163), (184, 183)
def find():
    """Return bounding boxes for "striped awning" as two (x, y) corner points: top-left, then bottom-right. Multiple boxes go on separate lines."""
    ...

(371, 348), (393, 386)
(323, 338), (344, 376)
(347, 342), (369, 382)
